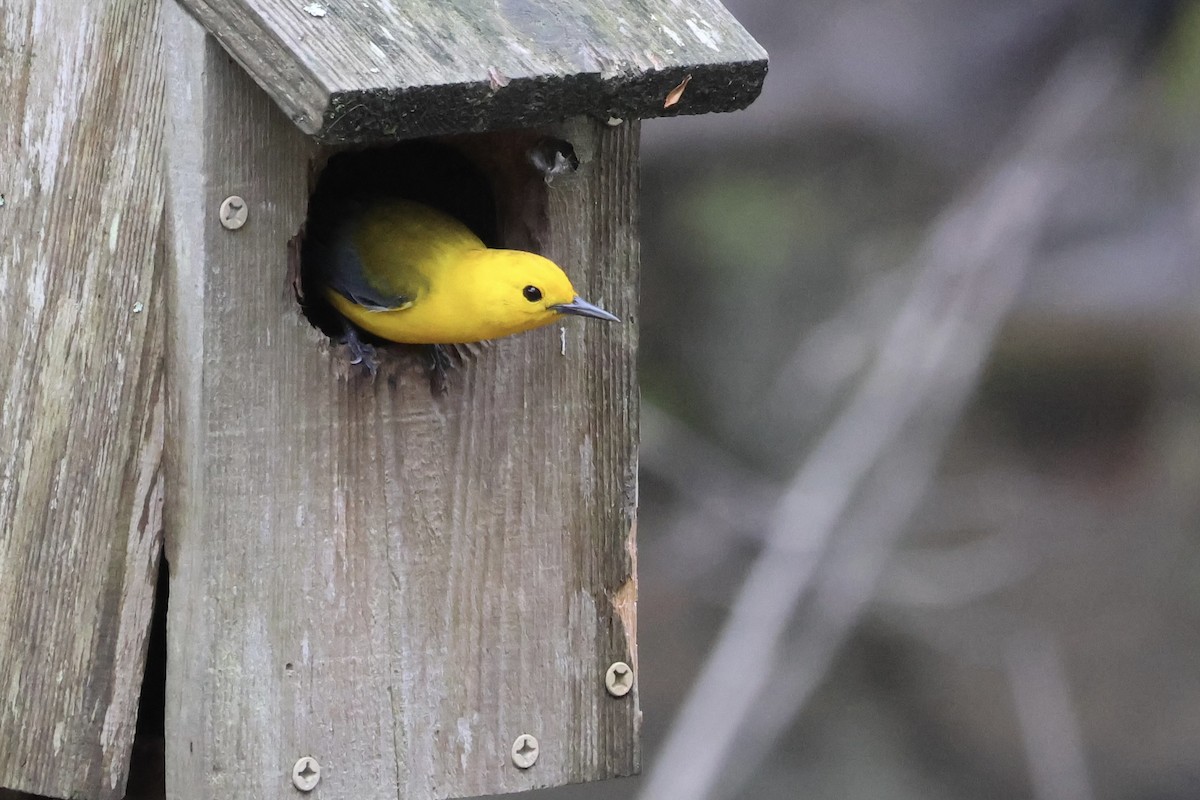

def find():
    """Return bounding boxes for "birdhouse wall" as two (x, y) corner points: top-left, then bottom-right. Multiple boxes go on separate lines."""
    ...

(164, 7), (638, 800)
(0, 0), (166, 797)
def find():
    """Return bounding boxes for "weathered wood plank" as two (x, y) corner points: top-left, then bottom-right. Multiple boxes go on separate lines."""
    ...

(0, 0), (166, 797)
(164, 8), (638, 799)
(177, 0), (767, 143)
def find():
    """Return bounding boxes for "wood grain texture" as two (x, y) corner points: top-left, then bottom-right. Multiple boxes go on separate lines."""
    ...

(164, 9), (638, 799)
(0, 0), (166, 797)
(176, 0), (767, 143)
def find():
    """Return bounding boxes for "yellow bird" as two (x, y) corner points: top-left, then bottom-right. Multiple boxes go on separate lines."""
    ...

(321, 199), (619, 347)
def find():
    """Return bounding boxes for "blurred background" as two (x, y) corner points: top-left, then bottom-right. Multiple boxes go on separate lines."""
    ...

(542, 1), (1200, 798)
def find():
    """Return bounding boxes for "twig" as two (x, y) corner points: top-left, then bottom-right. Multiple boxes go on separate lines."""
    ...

(1005, 631), (1096, 800)
(878, 468), (1106, 609)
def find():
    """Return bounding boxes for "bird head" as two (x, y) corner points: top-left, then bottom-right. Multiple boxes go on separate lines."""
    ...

(472, 250), (620, 337)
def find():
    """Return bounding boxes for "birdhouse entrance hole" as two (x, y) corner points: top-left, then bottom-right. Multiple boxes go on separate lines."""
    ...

(297, 133), (579, 358)
(298, 139), (497, 340)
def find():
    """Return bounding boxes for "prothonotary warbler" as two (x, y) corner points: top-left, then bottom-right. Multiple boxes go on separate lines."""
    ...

(320, 199), (619, 349)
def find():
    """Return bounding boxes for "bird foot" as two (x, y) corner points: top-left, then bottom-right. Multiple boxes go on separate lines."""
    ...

(427, 344), (453, 395)
(341, 327), (379, 375)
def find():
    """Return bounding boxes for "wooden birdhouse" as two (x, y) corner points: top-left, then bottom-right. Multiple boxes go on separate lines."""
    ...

(0, 0), (765, 798)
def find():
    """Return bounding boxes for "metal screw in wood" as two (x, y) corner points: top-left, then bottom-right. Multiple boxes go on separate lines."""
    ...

(510, 734), (539, 769)
(219, 195), (248, 230)
(605, 661), (633, 697)
(291, 756), (321, 791)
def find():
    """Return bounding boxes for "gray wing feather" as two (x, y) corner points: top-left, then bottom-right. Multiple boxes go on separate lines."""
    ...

(324, 221), (411, 311)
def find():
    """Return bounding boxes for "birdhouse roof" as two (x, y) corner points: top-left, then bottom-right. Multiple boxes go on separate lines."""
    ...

(178, 0), (767, 143)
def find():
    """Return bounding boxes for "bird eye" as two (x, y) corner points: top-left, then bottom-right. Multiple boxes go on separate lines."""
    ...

(523, 285), (543, 302)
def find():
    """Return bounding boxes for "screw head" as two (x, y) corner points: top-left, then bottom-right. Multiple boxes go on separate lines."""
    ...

(219, 195), (248, 230)
(292, 756), (320, 791)
(510, 734), (539, 769)
(605, 661), (634, 697)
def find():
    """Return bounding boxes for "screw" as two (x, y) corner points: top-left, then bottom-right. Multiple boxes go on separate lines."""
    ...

(292, 756), (320, 791)
(510, 734), (539, 769)
(219, 195), (248, 230)
(605, 661), (633, 697)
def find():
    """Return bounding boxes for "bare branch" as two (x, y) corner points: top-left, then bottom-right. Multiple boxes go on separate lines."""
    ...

(638, 43), (1124, 800)
(1005, 631), (1096, 800)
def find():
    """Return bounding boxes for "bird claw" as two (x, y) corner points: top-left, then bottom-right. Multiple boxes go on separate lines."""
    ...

(427, 344), (453, 395)
(340, 327), (379, 375)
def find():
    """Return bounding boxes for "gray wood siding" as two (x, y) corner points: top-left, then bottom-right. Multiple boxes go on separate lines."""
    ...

(0, 0), (166, 796)
(163, 8), (638, 798)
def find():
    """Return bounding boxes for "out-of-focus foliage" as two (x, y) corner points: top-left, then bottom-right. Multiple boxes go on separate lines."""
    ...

(642, 133), (948, 466)
(536, 1), (1200, 799)
(1163, 1), (1200, 121)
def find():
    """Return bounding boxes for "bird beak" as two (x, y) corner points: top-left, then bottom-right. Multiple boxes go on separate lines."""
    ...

(551, 296), (620, 322)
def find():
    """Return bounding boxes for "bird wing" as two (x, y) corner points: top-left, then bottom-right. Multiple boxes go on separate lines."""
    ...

(323, 199), (484, 312)
(325, 233), (414, 311)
